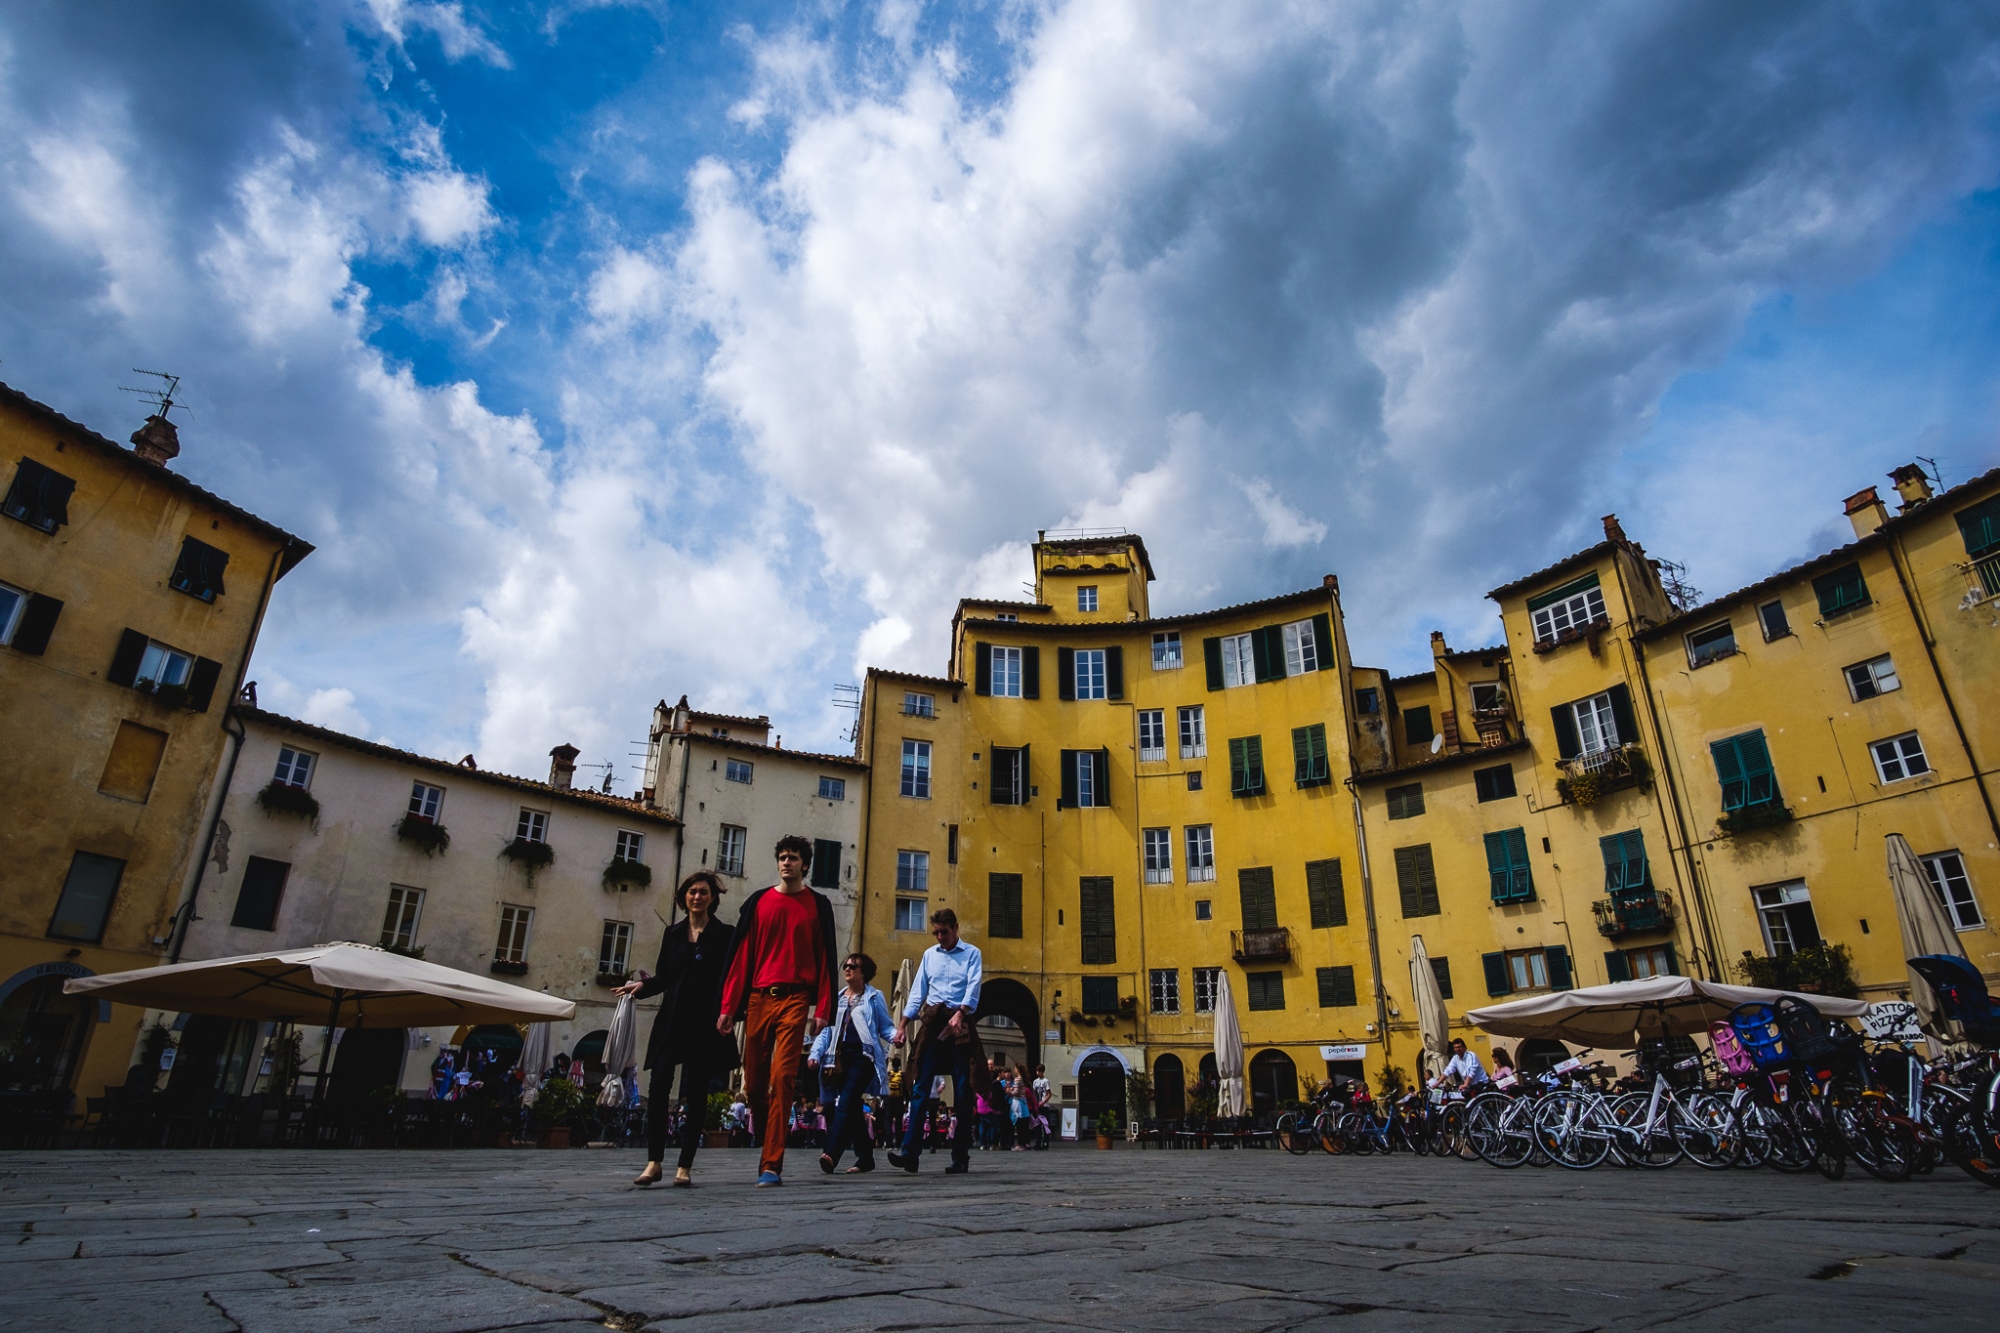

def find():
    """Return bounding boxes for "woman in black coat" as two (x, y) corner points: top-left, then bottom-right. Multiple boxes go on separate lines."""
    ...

(617, 870), (738, 1187)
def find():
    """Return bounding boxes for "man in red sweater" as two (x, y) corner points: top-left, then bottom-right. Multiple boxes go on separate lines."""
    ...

(718, 834), (840, 1185)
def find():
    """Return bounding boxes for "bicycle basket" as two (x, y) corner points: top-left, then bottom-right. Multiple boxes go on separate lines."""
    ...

(1709, 1019), (1758, 1076)
(1729, 1002), (1789, 1071)
(1775, 995), (1849, 1066)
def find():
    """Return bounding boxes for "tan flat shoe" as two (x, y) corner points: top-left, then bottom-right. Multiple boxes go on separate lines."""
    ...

(672, 1168), (693, 1188)
(633, 1163), (664, 1187)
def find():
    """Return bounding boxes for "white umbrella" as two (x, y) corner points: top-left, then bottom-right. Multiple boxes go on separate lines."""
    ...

(519, 1021), (553, 1098)
(1466, 975), (1867, 1046)
(1409, 934), (1451, 1082)
(1213, 972), (1246, 1119)
(889, 957), (915, 1048)
(597, 995), (638, 1108)
(1887, 833), (1965, 1037)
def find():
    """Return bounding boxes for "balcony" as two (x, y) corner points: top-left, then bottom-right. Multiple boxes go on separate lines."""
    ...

(1594, 888), (1676, 939)
(1960, 553), (2000, 603)
(1555, 743), (1652, 806)
(1231, 928), (1292, 963)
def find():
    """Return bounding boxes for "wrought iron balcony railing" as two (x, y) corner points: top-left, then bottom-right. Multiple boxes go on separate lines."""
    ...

(1231, 928), (1292, 963)
(1594, 888), (1676, 939)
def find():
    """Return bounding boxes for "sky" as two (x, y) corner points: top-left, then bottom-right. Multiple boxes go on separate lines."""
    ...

(3, 1), (1998, 790)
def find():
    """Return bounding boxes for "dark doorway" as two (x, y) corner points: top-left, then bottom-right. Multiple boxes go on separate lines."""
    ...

(1077, 1051), (1124, 1133)
(0, 977), (94, 1094)
(167, 1016), (259, 1098)
(1248, 1049), (1298, 1118)
(973, 976), (1040, 1070)
(328, 1028), (408, 1104)
(573, 1029), (609, 1095)
(1323, 1058), (1365, 1094)
(1153, 1053), (1185, 1120)
(1515, 1038), (1570, 1076)
(463, 1024), (523, 1076)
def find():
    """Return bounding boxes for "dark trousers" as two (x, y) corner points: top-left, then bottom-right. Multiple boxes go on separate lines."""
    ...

(822, 1053), (878, 1168)
(901, 1040), (974, 1165)
(646, 1051), (712, 1169)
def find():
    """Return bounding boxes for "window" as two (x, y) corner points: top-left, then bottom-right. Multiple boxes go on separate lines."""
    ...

(1711, 730), (1779, 811)
(1061, 748), (1110, 808)
(1178, 705), (1207, 758)
(1354, 687), (1381, 715)
(718, 825), (747, 876)
(1922, 851), (1983, 930)
(1282, 618), (1323, 674)
(598, 920), (633, 977)
(49, 853), (124, 942)
(516, 808), (548, 843)
(381, 886), (425, 950)
(1187, 771), (1203, 791)
(1506, 950), (1548, 992)
(1080, 975), (1119, 1013)
(1567, 692), (1619, 755)
(1195, 899), (1213, 921)
(273, 746), (315, 790)
(897, 849), (930, 892)
(1474, 765), (1516, 802)
(168, 536), (230, 603)
(1317, 966), (1358, 1008)
(1812, 562), (1870, 618)
(1228, 736), (1265, 797)
(1193, 967), (1222, 1013)
(1393, 844), (1440, 918)
(1753, 881), (1820, 956)
(1143, 828), (1173, 884)
(901, 739), (931, 798)
(1074, 648), (1108, 699)
(989, 873), (1024, 938)
(1758, 599), (1791, 640)
(0, 580), (23, 646)
(989, 646), (1022, 697)
(1845, 655), (1901, 701)
(1150, 969), (1181, 1014)
(1219, 633), (1255, 688)
(408, 782), (444, 821)
(1185, 825), (1216, 882)
(725, 758), (754, 784)
(1430, 958), (1454, 1001)
(1869, 732), (1930, 784)
(818, 776), (846, 801)
(1080, 876), (1117, 964)
(1957, 494), (2000, 557)
(1686, 621), (1736, 667)
(895, 897), (928, 932)
(1306, 858), (1346, 928)
(1528, 573), (1607, 644)
(1078, 585), (1099, 612)
(810, 838), (843, 890)
(1482, 946), (1572, 996)
(1153, 631), (1182, 670)
(136, 640), (194, 691)
(230, 856), (290, 931)
(1403, 706), (1434, 746)
(1623, 945), (1678, 981)
(1238, 866), (1279, 930)
(995, 612), (1018, 622)
(1601, 830), (1649, 893)
(1484, 829), (1534, 904)
(1386, 783), (1424, 819)
(1138, 709), (1166, 762)
(615, 830), (644, 863)
(2, 457), (76, 534)
(1291, 723), (1330, 787)
(495, 905), (534, 965)
(990, 746), (1026, 805)
(1246, 971), (1285, 1011)
(98, 721), (167, 802)
(903, 691), (935, 717)
(1469, 682), (1505, 713)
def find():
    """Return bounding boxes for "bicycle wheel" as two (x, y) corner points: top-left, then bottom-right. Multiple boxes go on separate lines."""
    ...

(1610, 1093), (1682, 1169)
(1534, 1091), (1611, 1169)
(1938, 1098), (2000, 1187)
(1316, 1112), (1347, 1154)
(1276, 1112), (1311, 1155)
(1436, 1104), (1468, 1159)
(1468, 1095), (1532, 1168)
(1732, 1100), (1775, 1169)
(1673, 1094), (1740, 1170)
(1838, 1101), (1914, 1183)
(1789, 1098), (1846, 1181)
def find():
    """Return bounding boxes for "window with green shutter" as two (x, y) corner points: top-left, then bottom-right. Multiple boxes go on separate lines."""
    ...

(1080, 975), (1119, 1013)
(1482, 828), (1534, 904)
(1386, 783), (1424, 819)
(1237, 866), (1278, 930)
(1956, 494), (2000, 558)
(1291, 723), (1330, 787)
(1079, 876), (1116, 964)
(1811, 562), (1870, 617)
(1393, 844), (1440, 917)
(989, 873), (1023, 939)
(1305, 858), (1346, 928)
(1228, 735), (1266, 796)
(1710, 731), (1779, 811)
(1430, 957), (1453, 1001)
(1316, 966), (1357, 1008)
(1246, 971), (1285, 1011)
(1474, 764), (1516, 802)
(1599, 830), (1648, 893)
(1403, 705), (1434, 746)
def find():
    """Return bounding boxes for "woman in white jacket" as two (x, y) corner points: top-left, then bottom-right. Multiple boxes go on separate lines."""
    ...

(811, 952), (897, 1174)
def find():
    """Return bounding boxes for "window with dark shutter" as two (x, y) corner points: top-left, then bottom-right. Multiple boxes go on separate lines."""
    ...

(1606, 684), (1637, 748)
(1483, 828), (1533, 903)
(1430, 957), (1453, 1001)
(2, 457), (77, 534)
(811, 838), (843, 889)
(1105, 645), (1123, 700)
(169, 536), (230, 602)
(989, 873), (1023, 938)
(1403, 706), (1433, 746)
(1204, 636), (1224, 690)
(1603, 951), (1632, 983)
(1079, 876), (1116, 964)
(1812, 562), (1870, 618)
(1600, 830), (1648, 893)
(1710, 731), (1778, 811)
(9, 593), (63, 655)
(1059, 749), (1078, 808)
(1022, 646), (1040, 698)
(1305, 858), (1346, 928)
(1386, 783), (1424, 819)
(1250, 625), (1287, 682)
(1228, 736), (1265, 796)
(1316, 966), (1357, 1008)
(973, 642), (992, 695)
(186, 656), (223, 713)
(1544, 946), (1573, 991)
(1482, 951), (1512, 997)
(1956, 494), (2000, 558)
(1080, 974), (1119, 1013)
(231, 856), (290, 931)
(990, 747), (1023, 804)
(1291, 723), (1330, 787)
(1237, 866), (1278, 930)
(1473, 764), (1516, 802)
(1057, 646), (1076, 700)
(1393, 844), (1440, 917)
(107, 628), (148, 688)
(1246, 971), (1285, 1011)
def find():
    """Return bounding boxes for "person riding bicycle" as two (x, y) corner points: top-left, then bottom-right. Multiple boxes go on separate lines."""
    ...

(1435, 1038), (1490, 1097)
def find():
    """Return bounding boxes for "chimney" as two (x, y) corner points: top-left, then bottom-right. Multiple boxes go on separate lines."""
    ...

(1429, 630), (1449, 660)
(1602, 514), (1627, 543)
(1322, 573), (1338, 593)
(549, 743), (579, 789)
(130, 415), (180, 466)
(1845, 487), (1889, 539)
(1888, 464), (1934, 512)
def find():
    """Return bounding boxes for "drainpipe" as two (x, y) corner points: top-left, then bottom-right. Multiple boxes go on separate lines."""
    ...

(1346, 781), (1391, 1064)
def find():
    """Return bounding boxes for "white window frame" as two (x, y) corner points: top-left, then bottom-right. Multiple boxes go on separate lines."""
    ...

(1138, 709), (1166, 762)
(136, 640), (194, 690)
(1192, 967), (1222, 1014)
(995, 612), (1018, 622)
(1185, 824), (1216, 882)
(1570, 692), (1619, 755)
(1758, 599), (1791, 640)
(1922, 851), (1984, 930)
(1078, 585), (1098, 612)
(1220, 633), (1254, 688)
(409, 782), (444, 822)
(896, 849), (930, 892)
(717, 824), (747, 876)
(894, 897), (929, 932)
(818, 776), (846, 801)
(1282, 618), (1322, 674)
(381, 885), (424, 950)
(1685, 620), (1736, 667)
(1075, 750), (1098, 807)
(516, 808), (549, 844)
(1150, 968), (1181, 1015)
(904, 691), (935, 717)
(273, 746), (316, 790)
(901, 739), (932, 798)
(495, 904), (534, 965)
(1869, 732), (1929, 784)
(1531, 584), (1608, 644)
(1074, 648), (1107, 699)
(1469, 682), (1505, 713)
(1143, 827), (1173, 884)
(1179, 705), (1207, 759)
(991, 646), (1021, 697)
(598, 920), (633, 976)
(1753, 881), (1818, 956)
(1152, 631), (1182, 670)
(615, 829), (644, 862)
(1845, 655), (1901, 701)
(725, 758), (755, 784)
(0, 580), (24, 646)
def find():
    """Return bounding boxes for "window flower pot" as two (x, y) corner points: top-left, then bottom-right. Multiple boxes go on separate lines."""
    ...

(396, 813), (451, 856)
(256, 780), (321, 822)
(602, 858), (653, 890)
(1096, 1134), (1114, 1150)
(502, 837), (555, 870)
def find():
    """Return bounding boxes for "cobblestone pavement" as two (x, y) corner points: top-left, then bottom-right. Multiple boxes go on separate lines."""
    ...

(2, 1145), (1996, 1331)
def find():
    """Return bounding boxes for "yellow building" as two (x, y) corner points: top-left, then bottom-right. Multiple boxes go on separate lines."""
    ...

(0, 381), (309, 1108)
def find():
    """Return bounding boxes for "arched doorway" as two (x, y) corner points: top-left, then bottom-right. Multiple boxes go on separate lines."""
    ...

(462, 1024), (523, 1081)
(1153, 1053), (1185, 1120)
(0, 975), (95, 1094)
(1515, 1038), (1570, 1076)
(1077, 1051), (1124, 1134)
(1248, 1049), (1298, 1118)
(572, 1029), (609, 1094)
(974, 977), (1040, 1071)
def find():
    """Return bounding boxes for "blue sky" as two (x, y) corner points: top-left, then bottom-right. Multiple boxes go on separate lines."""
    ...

(2, 1), (1997, 787)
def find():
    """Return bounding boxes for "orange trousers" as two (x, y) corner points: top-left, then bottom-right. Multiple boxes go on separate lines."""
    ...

(741, 989), (811, 1176)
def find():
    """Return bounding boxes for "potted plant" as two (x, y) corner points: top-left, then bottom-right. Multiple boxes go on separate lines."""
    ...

(602, 858), (653, 891)
(532, 1076), (584, 1148)
(256, 780), (321, 822)
(395, 813), (451, 856)
(1094, 1106), (1121, 1149)
(704, 1090), (735, 1149)
(502, 837), (556, 872)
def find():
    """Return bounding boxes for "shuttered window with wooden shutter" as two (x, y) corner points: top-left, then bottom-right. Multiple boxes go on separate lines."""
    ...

(1079, 876), (1116, 964)
(1237, 866), (1278, 930)
(1393, 844), (1440, 917)
(1305, 858), (1346, 928)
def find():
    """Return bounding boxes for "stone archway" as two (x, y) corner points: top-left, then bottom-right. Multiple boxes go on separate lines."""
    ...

(974, 976), (1040, 1070)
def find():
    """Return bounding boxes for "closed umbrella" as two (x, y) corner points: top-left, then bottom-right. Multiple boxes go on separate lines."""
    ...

(1213, 972), (1246, 1119)
(597, 995), (638, 1108)
(519, 1022), (553, 1098)
(889, 957), (914, 1048)
(1409, 934), (1451, 1082)
(1466, 975), (1866, 1046)
(1887, 833), (1965, 1038)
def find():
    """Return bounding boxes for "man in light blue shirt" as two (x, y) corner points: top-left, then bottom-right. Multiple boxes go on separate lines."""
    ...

(888, 908), (985, 1174)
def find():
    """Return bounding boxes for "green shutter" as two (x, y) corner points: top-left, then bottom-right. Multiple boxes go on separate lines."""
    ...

(1317, 966), (1357, 1007)
(1956, 494), (2000, 558)
(1022, 646), (1040, 698)
(1812, 562), (1869, 617)
(1105, 645), (1124, 700)
(1482, 952), (1512, 997)
(1599, 830), (1647, 893)
(1060, 749), (1079, 808)
(1404, 705), (1433, 746)
(1251, 625), (1286, 682)
(1057, 646), (1076, 700)
(1237, 867), (1278, 930)
(1603, 950), (1631, 983)
(1526, 571), (1601, 612)
(1310, 613), (1334, 671)
(973, 642), (992, 695)
(1394, 845), (1439, 917)
(1664, 942), (1681, 976)
(1230, 736), (1265, 796)
(1544, 946), (1573, 991)
(1203, 636), (1224, 690)
(1080, 876), (1116, 964)
(1305, 858), (1346, 928)
(1292, 723), (1329, 786)
(1714, 731), (1777, 810)
(1484, 828), (1533, 904)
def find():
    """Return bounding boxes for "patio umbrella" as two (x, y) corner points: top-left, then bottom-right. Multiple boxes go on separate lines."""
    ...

(519, 1021), (553, 1098)
(1465, 975), (1866, 1047)
(889, 957), (914, 1047)
(596, 996), (638, 1108)
(67, 942), (574, 1104)
(1409, 934), (1451, 1082)
(1887, 833), (1965, 1037)
(1213, 972), (1246, 1118)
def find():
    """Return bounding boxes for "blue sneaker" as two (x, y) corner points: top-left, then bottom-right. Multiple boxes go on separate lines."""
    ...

(756, 1171), (783, 1187)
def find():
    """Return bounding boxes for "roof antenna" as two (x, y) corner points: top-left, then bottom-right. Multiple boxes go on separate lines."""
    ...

(121, 369), (186, 420)
(1916, 455), (1945, 492)
(121, 370), (187, 465)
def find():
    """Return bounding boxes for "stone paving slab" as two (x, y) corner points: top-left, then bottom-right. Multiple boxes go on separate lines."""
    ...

(2, 1146), (1997, 1331)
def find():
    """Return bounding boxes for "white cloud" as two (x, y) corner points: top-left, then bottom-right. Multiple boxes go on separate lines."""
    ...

(403, 169), (496, 248)
(302, 687), (372, 736)
(364, 0), (512, 68)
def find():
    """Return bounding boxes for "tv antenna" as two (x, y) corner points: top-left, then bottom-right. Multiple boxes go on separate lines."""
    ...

(120, 370), (188, 419)
(1655, 558), (1702, 614)
(1916, 455), (1946, 492)
(831, 683), (861, 745)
